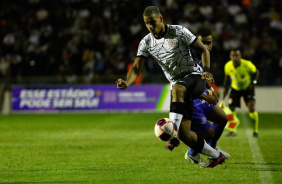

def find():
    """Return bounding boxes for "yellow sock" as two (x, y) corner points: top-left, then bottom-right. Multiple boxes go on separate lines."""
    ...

(249, 111), (259, 133)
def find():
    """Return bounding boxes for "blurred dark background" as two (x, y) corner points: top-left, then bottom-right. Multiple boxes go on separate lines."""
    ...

(1, 0), (282, 86)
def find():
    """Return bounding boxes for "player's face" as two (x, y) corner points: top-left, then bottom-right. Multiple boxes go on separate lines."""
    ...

(199, 35), (213, 52)
(143, 13), (164, 38)
(230, 51), (241, 66)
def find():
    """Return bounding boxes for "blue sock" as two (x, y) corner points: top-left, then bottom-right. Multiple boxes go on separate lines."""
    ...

(208, 123), (224, 148)
(188, 148), (198, 156)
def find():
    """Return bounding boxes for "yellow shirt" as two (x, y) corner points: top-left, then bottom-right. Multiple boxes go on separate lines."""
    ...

(224, 59), (256, 90)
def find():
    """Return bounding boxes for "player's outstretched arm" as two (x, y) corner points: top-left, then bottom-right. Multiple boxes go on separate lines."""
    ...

(116, 57), (145, 90)
(192, 39), (214, 82)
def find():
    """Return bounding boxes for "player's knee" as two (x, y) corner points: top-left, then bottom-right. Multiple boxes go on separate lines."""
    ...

(171, 84), (186, 102)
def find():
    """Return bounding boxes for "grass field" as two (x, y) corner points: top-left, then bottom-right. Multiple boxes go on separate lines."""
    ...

(0, 112), (281, 183)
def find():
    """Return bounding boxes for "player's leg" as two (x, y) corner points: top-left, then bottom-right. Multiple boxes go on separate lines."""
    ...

(185, 130), (213, 164)
(170, 75), (225, 168)
(178, 119), (221, 159)
(170, 88), (208, 154)
(170, 76), (205, 150)
(169, 84), (186, 129)
(185, 106), (214, 164)
(206, 105), (228, 148)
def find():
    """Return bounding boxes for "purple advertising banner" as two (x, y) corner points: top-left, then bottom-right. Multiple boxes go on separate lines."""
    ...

(11, 85), (164, 112)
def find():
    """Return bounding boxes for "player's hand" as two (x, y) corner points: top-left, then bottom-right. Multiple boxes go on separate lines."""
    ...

(116, 78), (128, 90)
(202, 94), (218, 105)
(207, 89), (218, 98)
(211, 91), (218, 98)
(202, 72), (214, 82)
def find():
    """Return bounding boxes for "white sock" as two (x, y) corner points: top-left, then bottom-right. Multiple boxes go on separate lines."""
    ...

(169, 112), (183, 130)
(201, 141), (220, 158)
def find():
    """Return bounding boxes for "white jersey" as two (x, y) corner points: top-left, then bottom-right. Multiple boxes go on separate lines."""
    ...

(137, 24), (203, 84)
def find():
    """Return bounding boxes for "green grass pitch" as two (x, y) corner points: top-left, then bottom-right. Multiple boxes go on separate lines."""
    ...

(0, 112), (281, 183)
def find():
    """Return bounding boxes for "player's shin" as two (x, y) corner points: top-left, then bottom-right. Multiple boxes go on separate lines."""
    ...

(201, 140), (221, 159)
(169, 112), (183, 130)
(208, 123), (224, 148)
(249, 111), (259, 133)
(169, 102), (186, 130)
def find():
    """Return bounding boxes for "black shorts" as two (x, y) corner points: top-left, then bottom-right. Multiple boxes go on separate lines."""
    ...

(171, 74), (206, 119)
(228, 88), (255, 108)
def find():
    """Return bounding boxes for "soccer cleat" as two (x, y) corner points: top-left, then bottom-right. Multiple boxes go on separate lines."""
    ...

(253, 132), (259, 137)
(227, 132), (237, 137)
(203, 152), (225, 168)
(216, 146), (230, 159)
(185, 152), (206, 164)
(166, 137), (180, 151)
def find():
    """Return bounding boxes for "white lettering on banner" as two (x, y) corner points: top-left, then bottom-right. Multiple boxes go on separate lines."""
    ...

(20, 89), (46, 98)
(118, 92), (145, 97)
(20, 100), (51, 108)
(47, 90), (60, 98)
(47, 89), (95, 98)
(74, 98), (99, 108)
(17, 88), (99, 109)
(53, 99), (73, 108)
(118, 91), (147, 102)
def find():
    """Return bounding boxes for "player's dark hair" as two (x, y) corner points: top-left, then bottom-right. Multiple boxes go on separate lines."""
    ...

(143, 6), (161, 16)
(197, 28), (212, 37)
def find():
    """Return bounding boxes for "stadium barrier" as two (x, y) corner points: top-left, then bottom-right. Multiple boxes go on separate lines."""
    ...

(2, 85), (282, 114)
(8, 84), (170, 113)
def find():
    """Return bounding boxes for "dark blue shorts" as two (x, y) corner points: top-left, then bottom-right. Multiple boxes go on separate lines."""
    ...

(190, 102), (215, 134)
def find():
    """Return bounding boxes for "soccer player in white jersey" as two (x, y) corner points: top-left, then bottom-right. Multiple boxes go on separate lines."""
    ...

(117, 6), (225, 168)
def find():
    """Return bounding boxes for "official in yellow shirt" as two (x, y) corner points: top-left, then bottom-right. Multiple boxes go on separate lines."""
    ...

(223, 49), (259, 137)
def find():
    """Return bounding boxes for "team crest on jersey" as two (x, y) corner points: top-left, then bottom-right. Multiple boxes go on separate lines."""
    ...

(166, 38), (177, 47)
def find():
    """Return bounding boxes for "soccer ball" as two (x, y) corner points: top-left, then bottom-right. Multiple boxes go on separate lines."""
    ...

(154, 118), (177, 141)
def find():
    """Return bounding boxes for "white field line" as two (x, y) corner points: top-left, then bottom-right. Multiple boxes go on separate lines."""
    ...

(241, 112), (273, 184)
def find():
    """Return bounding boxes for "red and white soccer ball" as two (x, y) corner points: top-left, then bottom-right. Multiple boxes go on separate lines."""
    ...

(154, 118), (177, 141)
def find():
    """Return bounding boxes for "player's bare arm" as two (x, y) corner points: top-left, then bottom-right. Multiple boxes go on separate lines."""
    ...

(223, 75), (231, 99)
(116, 57), (145, 90)
(192, 39), (214, 82)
